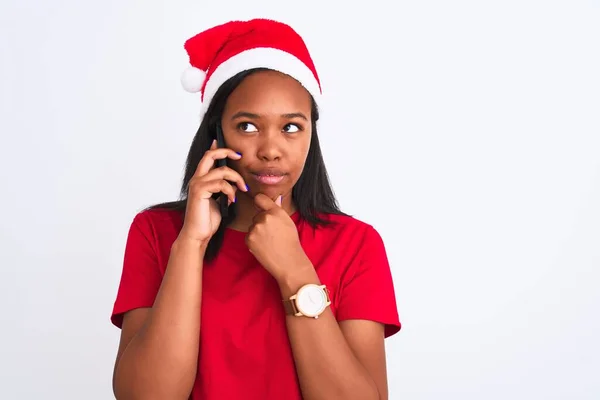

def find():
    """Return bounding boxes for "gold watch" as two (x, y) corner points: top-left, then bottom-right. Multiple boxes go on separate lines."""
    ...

(283, 283), (331, 318)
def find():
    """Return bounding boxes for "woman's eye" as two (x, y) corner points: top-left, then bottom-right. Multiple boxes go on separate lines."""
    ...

(238, 122), (258, 132)
(283, 124), (301, 133)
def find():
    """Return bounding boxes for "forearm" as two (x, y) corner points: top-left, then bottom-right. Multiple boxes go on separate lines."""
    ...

(278, 265), (380, 400)
(114, 237), (205, 400)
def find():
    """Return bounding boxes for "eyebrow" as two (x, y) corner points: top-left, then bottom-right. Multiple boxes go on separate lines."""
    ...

(230, 111), (308, 121)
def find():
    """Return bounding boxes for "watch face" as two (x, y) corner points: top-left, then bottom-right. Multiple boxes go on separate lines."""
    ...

(296, 284), (327, 317)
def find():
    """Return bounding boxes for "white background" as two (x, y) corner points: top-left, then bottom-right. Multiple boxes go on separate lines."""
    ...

(1, 0), (599, 399)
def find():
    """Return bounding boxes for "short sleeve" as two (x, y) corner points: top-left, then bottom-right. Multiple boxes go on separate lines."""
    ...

(110, 213), (163, 328)
(336, 225), (401, 338)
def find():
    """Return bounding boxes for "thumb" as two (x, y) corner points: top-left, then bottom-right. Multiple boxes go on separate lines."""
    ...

(275, 195), (282, 207)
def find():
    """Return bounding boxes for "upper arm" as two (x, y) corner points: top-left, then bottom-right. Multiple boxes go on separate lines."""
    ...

(335, 225), (401, 399)
(111, 215), (162, 328)
(114, 308), (151, 370)
(110, 213), (163, 390)
(336, 225), (401, 337)
(339, 320), (388, 400)
(112, 307), (152, 393)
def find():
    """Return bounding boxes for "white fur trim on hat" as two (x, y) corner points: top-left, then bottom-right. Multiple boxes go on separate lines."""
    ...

(181, 66), (206, 93)
(202, 47), (321, 106)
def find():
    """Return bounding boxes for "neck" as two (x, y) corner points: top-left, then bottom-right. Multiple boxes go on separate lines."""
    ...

(227, 191), (297, 232)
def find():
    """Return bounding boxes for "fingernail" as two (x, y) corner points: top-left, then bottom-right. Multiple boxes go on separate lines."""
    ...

(233, 195), (236, 203)
(245, 184), (250, 191)
(236, 151), (242, 156)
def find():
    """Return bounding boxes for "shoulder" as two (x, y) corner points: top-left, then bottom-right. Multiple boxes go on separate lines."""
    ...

(314, 212), (380, 240)
(133, 206), (184, 226)
(303, 212), (386, 255)
(127, 206), (184, 242)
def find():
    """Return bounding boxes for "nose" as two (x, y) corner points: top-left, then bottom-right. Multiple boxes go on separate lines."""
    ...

(256, 128), (283, 162)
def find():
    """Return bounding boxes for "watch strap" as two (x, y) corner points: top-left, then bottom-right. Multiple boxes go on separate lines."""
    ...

(282, 298), (298, 316)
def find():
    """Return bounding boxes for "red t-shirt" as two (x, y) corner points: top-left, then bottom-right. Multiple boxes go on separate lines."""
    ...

(111, 208), (401, 399)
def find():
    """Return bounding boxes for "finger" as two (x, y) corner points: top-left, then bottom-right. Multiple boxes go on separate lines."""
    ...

(253, 193), (278, 212)
(192, 179), (237, 204)
(201, 166), (248, 192)
(194, 148), (242, 177)
(217, 185), (239, 206)
(207, 140), (220, 174)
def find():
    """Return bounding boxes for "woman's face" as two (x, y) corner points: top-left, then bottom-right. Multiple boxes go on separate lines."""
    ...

(221, 70), (313, 201)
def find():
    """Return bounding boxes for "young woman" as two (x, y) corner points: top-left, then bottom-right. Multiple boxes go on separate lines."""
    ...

(110, 18), (401, 400)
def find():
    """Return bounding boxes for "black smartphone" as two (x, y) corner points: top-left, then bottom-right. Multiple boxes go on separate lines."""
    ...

(215, 123), (229, 218)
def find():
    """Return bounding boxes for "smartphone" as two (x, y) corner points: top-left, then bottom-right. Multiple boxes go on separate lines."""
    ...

(215, 123), (229, 218)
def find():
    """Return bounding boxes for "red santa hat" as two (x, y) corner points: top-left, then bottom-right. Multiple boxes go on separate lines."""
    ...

(180, 18), (322, 109)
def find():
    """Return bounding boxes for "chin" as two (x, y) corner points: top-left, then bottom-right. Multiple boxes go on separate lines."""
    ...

(251, 185), (285, 199)
(246, 182), (291, 199)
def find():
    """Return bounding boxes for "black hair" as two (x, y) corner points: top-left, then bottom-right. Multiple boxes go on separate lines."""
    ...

(147, 68), (347, 261)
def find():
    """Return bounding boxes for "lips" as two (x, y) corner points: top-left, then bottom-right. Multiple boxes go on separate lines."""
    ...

(251, 168), (287, 185)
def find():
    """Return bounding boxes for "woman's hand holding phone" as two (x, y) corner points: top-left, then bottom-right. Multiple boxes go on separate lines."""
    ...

(179, 140), (248, 245)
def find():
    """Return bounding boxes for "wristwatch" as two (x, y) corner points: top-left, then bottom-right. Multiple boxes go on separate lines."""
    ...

(283, 283), (331, 318)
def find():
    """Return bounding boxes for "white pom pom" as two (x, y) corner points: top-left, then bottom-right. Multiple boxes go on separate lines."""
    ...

(180, 66), (206, 93)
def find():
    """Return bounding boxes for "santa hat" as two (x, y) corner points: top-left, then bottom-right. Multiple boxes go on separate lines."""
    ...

(180, 18), (322, 109)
